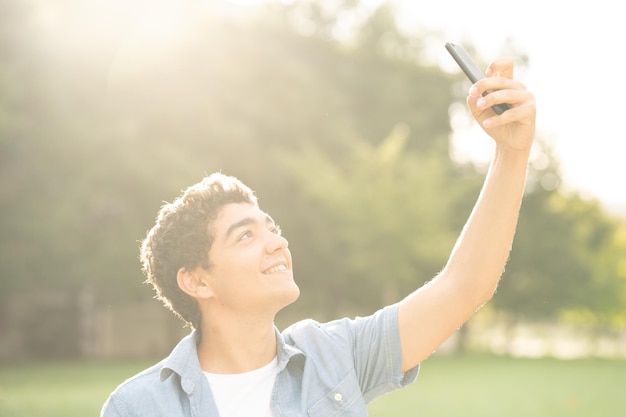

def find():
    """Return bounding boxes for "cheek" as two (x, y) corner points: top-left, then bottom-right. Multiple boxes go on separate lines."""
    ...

(213, 250), (260, 281)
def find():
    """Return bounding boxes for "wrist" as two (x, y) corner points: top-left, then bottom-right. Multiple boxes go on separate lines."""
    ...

(490, 145), (531, 180)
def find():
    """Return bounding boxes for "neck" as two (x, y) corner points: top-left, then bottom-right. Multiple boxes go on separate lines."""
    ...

(197, 313), (278, 374)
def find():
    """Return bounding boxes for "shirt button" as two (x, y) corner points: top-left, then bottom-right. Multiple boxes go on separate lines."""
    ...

(334, 393), (342, 402)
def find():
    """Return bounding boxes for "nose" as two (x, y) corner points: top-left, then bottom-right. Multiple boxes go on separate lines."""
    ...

(265, 230), (288, 253)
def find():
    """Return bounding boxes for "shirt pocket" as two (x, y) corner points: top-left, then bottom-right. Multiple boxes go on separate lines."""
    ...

(307, 373), (367, 417)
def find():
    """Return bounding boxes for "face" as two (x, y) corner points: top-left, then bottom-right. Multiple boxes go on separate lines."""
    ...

(202, 202), (299, 316)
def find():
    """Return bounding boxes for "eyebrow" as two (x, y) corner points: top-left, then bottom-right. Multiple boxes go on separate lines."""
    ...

(223, 213), (275, 241)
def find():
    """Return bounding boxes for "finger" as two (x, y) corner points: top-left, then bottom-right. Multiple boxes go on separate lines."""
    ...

(471, 78), (526, 98)
(481, 101), (536, 131)
(485, 57), (515, 79)
(475, 87), (532, 111)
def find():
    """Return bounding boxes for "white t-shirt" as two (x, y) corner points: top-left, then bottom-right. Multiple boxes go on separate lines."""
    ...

(204, 357), (278, 417)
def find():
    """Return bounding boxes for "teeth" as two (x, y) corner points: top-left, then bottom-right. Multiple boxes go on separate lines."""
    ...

(265, 264), (287, 274)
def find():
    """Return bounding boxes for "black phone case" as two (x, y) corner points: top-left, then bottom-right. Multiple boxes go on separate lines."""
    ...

(445, 42), (510, 115)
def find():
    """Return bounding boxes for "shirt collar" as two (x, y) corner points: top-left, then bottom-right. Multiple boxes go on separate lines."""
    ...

(159, 327), (305, 392)
(274, 326), (305, 371)
(160, 331), (203, 394)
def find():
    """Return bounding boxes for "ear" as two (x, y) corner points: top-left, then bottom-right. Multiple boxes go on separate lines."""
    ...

(176, 267), (214, 300)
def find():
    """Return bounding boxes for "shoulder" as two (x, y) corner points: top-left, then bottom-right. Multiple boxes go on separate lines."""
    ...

(109, 360), (165, 395)
(275, 304), (413, 405)
(285, 303), (399, 335)
(101, 360), (169, 416)
(281, 304), (400, 355)
(101, 332), (203, 416)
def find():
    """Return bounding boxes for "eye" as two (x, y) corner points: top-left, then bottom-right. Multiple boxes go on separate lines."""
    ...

(237, 230), (253, 241)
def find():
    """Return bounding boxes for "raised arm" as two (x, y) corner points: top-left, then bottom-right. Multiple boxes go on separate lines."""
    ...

(398, 58), (536, 372)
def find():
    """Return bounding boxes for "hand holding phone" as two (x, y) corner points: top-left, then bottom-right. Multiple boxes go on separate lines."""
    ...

(444, 42), (510, 115)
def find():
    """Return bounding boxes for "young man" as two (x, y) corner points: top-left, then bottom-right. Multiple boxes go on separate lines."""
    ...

(101, 57), (536, 416)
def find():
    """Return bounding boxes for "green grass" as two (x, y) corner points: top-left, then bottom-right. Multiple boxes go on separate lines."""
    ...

(0, 355), (624, 416)
(368, 355), (626, 417)
(0, 360), (153, 417)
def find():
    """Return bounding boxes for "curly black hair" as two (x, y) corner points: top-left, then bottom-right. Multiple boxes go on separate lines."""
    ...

(140, 173), (257, 331)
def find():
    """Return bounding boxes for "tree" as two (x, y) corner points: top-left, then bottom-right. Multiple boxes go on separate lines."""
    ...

(0, 0), (457, 309)
(281, 124), (461, 317)
(493, 138), (626, 330)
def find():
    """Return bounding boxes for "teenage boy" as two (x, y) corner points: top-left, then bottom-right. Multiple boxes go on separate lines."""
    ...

(101, 57), (536, 417)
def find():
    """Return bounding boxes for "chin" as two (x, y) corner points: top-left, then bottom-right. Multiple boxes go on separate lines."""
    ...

(281, 283), (301, 307)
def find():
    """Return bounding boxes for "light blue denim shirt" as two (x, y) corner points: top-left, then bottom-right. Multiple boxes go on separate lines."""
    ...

(101, 303), (419, 416)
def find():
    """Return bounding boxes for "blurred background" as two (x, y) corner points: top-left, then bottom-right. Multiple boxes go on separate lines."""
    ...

(1, 0), (625, 415)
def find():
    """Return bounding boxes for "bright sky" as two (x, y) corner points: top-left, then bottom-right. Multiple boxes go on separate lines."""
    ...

(391, 0), (626, 213)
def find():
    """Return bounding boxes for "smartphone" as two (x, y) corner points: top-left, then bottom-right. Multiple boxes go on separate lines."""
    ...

(444, 42), (510, 115)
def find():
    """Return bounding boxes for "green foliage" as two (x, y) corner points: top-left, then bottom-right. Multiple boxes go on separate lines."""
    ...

(495, 182), (626, 330)
(0, 0), (455, 307)
(281, 124), (459, 313)
(0, 0), (625, 354)
(495, 138), (626, 327)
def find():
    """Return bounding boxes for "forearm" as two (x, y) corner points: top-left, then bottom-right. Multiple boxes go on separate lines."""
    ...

(441, 145), (530, 304)
(397, 145), (530, 370)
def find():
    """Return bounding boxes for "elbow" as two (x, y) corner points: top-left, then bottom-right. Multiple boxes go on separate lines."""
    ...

(456, 271), (499, 311)
(480, 285), (497, 307)
(474, 278), (499, 309)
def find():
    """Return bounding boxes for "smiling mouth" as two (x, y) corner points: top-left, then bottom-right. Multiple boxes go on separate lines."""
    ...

(263, 264), (288, 274)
